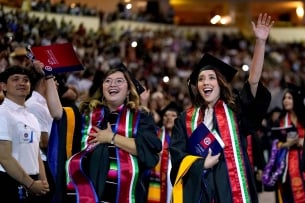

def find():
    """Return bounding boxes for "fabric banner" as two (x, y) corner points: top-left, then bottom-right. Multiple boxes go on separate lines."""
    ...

(30, 43), (83, 74)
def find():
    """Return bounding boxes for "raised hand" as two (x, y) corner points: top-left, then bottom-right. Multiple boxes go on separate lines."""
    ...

(251, 13), (274, 41)
(32, 60), (46, 75)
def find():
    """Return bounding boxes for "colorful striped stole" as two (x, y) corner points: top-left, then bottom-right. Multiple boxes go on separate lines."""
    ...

(112, 107), (141, 203)
(66, 107), (105, 203)
(67, 106), (141, 203)
(148, 127), (171, 203)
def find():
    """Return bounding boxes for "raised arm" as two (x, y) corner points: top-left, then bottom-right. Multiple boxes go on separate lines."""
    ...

(32, 60), (63, 120)
(249, 13), (274, 97)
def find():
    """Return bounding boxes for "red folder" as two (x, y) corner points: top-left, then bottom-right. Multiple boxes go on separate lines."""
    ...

(30, 43), (83, 74)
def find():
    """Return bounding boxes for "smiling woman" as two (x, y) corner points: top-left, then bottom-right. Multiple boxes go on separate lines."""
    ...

(169, 13), (273, 203)
(60, 62), (162, 203)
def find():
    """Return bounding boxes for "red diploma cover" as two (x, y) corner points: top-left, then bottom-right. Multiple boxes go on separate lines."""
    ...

(30, 43), (84, 74)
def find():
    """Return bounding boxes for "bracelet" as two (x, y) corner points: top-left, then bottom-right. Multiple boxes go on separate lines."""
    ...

(27, 180), (35, 190)
(110, 133), (117, 145)
(45, 74), (54, 80)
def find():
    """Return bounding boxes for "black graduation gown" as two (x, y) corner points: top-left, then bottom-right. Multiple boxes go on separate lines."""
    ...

(170, 82), (271, 203)
(48, 106), (162, 203)
(47, 105), (82, 203)
(83, 108), (162, 203)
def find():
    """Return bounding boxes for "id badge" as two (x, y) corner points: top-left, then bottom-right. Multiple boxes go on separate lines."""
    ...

(19, 125), (33, 144)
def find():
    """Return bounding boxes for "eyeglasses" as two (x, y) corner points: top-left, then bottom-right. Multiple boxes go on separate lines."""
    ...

(103, 78), (126, 86)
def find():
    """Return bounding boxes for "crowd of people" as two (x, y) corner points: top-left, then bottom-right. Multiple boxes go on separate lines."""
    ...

(0, 3), (305, 203)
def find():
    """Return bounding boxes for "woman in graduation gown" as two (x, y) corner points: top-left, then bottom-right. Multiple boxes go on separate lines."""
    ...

(64, 63), (162, 203)
(169, 13), (273, 203)
(267, 83), (305, 203)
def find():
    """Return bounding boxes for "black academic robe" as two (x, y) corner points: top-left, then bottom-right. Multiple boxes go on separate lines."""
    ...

(47, 105), (82, 203)
(49, 105), (162, 203)
(170, 81), (271, 203)
(84, 108), (162, 203)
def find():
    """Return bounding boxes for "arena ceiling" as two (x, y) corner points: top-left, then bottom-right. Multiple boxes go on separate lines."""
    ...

(1, 0), (304, 26)
(169, 0), (305, 26)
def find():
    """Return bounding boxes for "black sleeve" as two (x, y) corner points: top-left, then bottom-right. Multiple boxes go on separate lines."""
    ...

(251, 133), (266, 170)
(135, 111), (162, 169)
(238, 81), (271, 131)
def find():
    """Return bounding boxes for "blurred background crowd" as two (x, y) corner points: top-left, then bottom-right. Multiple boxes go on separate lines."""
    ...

(0, 2), (304, 110)
(0, 2), (305, 190)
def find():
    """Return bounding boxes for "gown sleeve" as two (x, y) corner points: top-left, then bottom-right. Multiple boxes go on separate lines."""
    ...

(238, 81), (271, 132)
(135, 111), (162, 169)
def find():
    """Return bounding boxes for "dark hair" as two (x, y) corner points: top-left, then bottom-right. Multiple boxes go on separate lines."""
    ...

(0, 65), (31, 83)
(281, 88), (305, 128)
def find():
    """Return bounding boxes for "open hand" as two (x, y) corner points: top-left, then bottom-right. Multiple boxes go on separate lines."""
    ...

(251, 13), (274, 41)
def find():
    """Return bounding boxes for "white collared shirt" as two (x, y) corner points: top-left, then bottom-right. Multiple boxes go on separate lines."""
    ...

(0, 98), (41, 175)
(26, 91), (53, 161)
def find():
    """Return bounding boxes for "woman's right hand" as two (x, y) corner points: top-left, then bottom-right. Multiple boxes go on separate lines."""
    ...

(203, 149), (221, 169)
(282, 136), (299, 148)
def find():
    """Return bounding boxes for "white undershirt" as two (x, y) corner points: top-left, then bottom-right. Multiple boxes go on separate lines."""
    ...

(203, 107), (213, 131)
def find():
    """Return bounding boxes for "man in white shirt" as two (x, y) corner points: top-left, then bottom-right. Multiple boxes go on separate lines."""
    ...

(0, 61), (62, 203)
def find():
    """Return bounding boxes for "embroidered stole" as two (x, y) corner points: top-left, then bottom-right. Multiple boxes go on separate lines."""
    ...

(278, 114), (305, 202)
(148, 127), (171, 203)
(67, 106), (141, 203)
(185, 101), (250, 203)
(67, 107), (105, 203)
(114, 107), (140, 203)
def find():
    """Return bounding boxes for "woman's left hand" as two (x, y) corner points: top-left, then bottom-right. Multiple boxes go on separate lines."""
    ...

(251, 13), (274, 41)
(89, 123), (113, 145)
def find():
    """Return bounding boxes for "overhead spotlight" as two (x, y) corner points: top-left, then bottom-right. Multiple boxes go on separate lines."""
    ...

(296, 6), (304, 18)
(126, 3), (132, 10)
(220, 16), (232, 25)
(210, 15), (221, 24)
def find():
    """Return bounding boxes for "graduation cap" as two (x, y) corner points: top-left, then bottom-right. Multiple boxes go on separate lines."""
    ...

(189, 53), (238, 85)
(0, 66), (32, 83)
(112, 63), (145, 95)
(162, 102), (183, 115)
